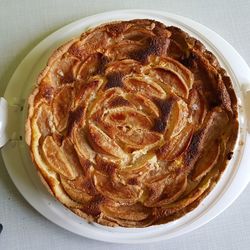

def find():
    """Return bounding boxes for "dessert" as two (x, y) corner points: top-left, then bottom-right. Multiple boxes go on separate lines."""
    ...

(26, 19), (238, 227)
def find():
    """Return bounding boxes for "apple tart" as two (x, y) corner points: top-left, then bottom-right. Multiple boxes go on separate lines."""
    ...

(26, 19), (238, 227)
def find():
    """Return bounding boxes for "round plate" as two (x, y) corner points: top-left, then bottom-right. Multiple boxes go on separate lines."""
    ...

(1, 10), (250, 244)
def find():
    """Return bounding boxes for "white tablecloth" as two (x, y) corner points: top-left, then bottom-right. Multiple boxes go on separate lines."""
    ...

(0, 0), (250, 249)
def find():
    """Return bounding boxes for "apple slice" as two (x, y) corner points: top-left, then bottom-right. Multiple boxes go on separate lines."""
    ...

(123, 26), (154, 41)
(88, 123), (128, 160)
(116, 128), (162, 151)
(188, 88), (207, 125)
(123, 76), (167, 99)
(191, 143), (220, 181)
(42, 136), (81, 180)
(76, 53), (107, 80)
(88, 88), (124, 118)
(105, 40), (142, 61)
(149, 55), (194, 98)
(165, 99), (189, 138)
(117, 153), (156, 185)
(32, 103), (53, 137)
(44, 54), (80, 86)
(69, 29), (109, 61)
(105, 59), (141, 75)
(52, 85), (73, 132)
(153, 68), (189, 99)
(184, 107), (228, 170)
(100, 202), (150, 221)
(107, 108), (153, 129)
(72, 127), (96, 163)
(74, 78), (103, 108)
(60, 175), (93, 203)
(127, 93), (160, 117)
(144, 175), (187, 207)
(153, 177), (212, 219)
(157, 125), (193, 161)
(94, 171), (140, 205)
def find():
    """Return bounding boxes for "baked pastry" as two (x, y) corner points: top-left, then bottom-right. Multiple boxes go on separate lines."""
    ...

(26, 19), (238, 227)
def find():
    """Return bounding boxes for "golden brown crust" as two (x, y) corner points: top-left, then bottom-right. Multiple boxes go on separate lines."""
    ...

(25, 19), (238, 227)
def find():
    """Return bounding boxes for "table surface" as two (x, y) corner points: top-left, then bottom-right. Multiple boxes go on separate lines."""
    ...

(0, 0), (250, 249)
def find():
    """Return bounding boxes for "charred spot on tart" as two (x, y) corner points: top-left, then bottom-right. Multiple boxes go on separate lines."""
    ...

(105, 72), (124, 89)
(129, 36), (170, 62)
(152, 97), (175, 132)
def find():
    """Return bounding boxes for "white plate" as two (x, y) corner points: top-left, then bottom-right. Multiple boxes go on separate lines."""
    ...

(1, 9), (250, 244)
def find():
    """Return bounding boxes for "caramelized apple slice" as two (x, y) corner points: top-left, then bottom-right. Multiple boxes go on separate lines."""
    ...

(106, 108), (153, 129)
(118, 164), (149, 185)
(144, 175), (187, 207)
(88, 88), (124, 118)
(106, 96), (131, 109)
(117, 153), (157, 185)
(103, 106), (162, 149)
(33, 103), (53, 137)
(60, 175), (93, 203)
(116, 128), (162, 150)
(101, 202), (150, 221)
(105, 59), (141, 75)
(154, 174), (212, 218)
(72, 127), (96, 163)
(149, 56), (194, 91)
(94, 154), (118, 176)
(94, 172), (140, 204)
(69, 30), (109, 60)
(154, 68), (189, 99)
(157, 125), (193, 161)
(123, 27), (154, 41)
(188, 88), (207, 125)
(75, 195), (104, 217)
(74, 78), (104, 108)
(127, 93), (160, 117)
(165, 99), (189, 138)
(44, 54), (80, 86)
(76, 53), (105, 80)
(105, 40), (142, 61)
(191, 143), (220, 181)
(88, 123), (128, 160)
(184, 107), (228, 170)
(42, 136), (81, 179)
(52, 85), (73, 132)
(98, 214), (153, 228)
(167, 39), (185, 60)
(123, 76), (167, 99)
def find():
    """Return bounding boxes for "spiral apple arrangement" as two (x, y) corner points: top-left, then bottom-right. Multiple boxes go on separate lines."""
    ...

(26, 20), (238, 227)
